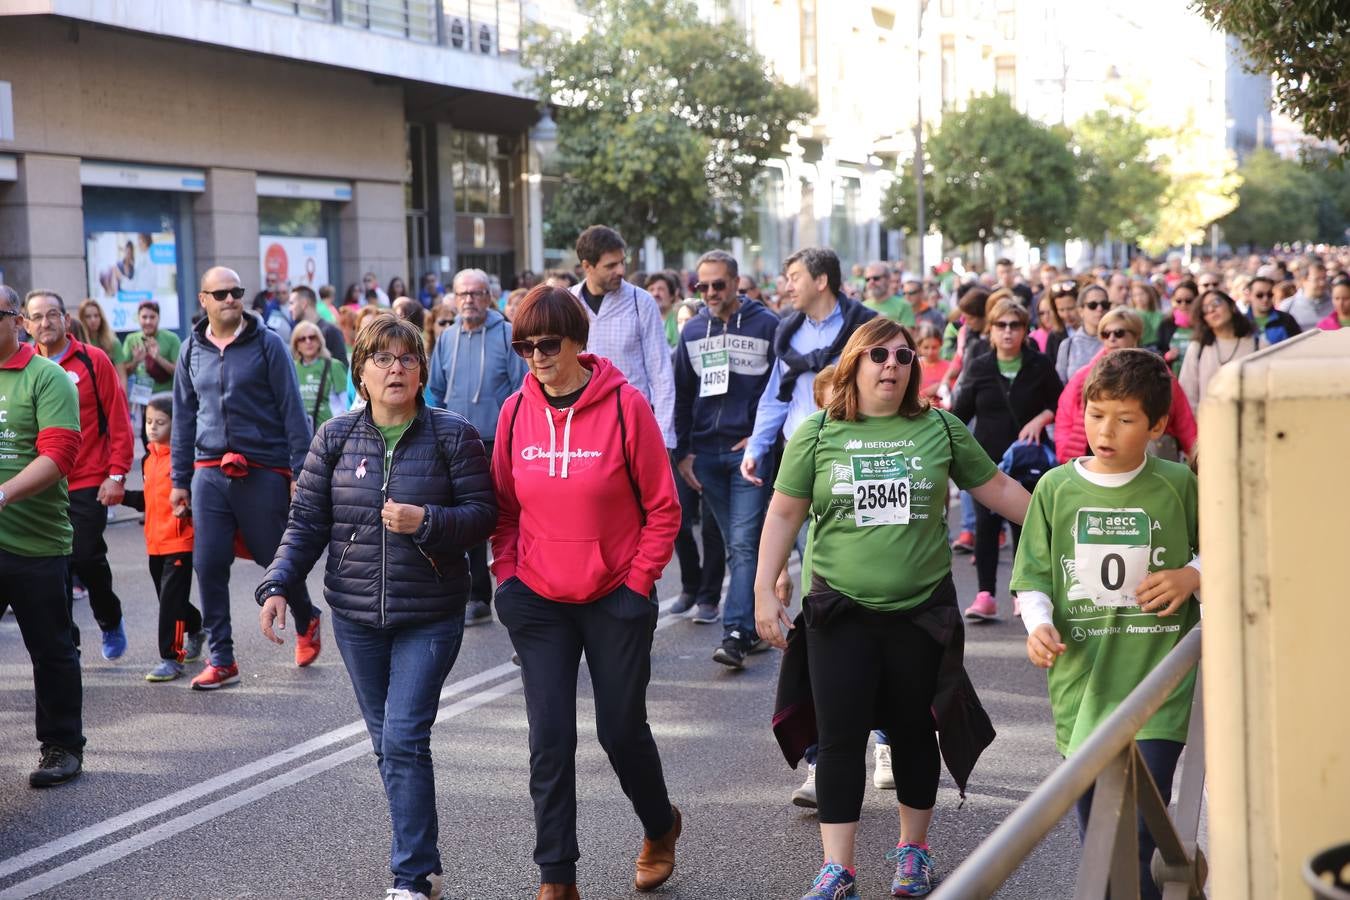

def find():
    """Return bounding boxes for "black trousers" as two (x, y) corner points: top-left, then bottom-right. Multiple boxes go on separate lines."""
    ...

(149, 552), (202, 661)
(467, 440), (494, 606)
(2, 548), (84, 753)
(974, 500), (1022, 596)
(805, 583), (945, 822)
(495, 578), (675, 885)
(68, 486), (124, 632)
(673, 459), (725, 604)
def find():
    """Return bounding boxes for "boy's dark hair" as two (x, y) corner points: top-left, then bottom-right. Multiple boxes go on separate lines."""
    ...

(146, 393), (174, 419)
(957, 287), (990, 319)
(783, 247), (842, 296)
(1082, 348), (1173, 426)
(575, 225), (626, 266)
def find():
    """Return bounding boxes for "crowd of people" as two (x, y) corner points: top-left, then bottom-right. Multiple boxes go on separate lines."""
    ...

(1, 235), (1344, 900)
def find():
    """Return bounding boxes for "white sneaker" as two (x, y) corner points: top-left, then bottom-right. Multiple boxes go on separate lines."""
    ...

(384, 891), (429, 900)
(791, 762), (818, 809)
(874, 742), (896, 790)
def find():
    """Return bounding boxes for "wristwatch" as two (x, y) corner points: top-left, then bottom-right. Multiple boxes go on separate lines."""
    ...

(108, 474), (126, 484)
(256, 583), (287, 607)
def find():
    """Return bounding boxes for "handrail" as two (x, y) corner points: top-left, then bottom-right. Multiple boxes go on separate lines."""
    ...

(936, 625), (1204, 897)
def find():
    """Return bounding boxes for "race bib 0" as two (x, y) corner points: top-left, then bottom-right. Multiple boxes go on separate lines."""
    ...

(699, 349), (730, 397)
(1074, 507), (1152, 607)
(129, 374), (154, 407)
(851, 454), (910, 527)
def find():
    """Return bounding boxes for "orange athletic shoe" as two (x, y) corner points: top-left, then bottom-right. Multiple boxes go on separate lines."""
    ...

(190, 662), (240, 691)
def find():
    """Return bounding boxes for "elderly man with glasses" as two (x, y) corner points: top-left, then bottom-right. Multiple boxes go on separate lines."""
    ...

(861, 261), (915, 326)
(426, 268), (527, 625)
(171, 266), (319, 690)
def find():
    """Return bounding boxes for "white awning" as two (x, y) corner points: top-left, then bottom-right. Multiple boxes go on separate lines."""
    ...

(79, 161), (206, 192)
(256, 175), (353, 202)
(0, 154), (15, 182)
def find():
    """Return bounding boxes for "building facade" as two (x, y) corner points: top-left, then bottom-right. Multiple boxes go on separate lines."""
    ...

(0, 0), (549, 334)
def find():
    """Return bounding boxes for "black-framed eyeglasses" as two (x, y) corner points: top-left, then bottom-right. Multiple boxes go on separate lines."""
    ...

(864, 275), (887, 282)
(1083, 300), (1112, 311)
(25, 311), (65, 323)
(511, 337), (564, 359)
(1249, 291), (1272, 300)
(455, 290), (488, 301)
(694, 280), (728, 294)
(866, 346), (917, 366)
(370, 351), (421, 369)
(1100, 328), (1133, 341)
(203, 287), (246, 301)
(990, 320), (1025, 331)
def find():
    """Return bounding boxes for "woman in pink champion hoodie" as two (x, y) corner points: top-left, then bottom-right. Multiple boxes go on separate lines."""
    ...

(490, 285), (682, 900)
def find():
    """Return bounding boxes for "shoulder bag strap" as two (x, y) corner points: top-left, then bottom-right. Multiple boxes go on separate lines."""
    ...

(71, 348), (109, 436)
(614, 389), (645, 524)
(312, 359), (332, 430)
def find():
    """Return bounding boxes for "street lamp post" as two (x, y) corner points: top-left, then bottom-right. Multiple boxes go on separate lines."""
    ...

(914, 0), (929, 278)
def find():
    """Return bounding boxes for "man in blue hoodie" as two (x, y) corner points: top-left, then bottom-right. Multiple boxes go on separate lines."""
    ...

(171, 266), (319, 690)
(674, 250), (779, 669)
(428, 268), (527, 625)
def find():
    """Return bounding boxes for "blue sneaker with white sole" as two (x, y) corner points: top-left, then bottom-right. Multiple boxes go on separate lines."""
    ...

(802, 863), (859, 899)
(101, 621), (127, 660)
(887, 843), (934, 896)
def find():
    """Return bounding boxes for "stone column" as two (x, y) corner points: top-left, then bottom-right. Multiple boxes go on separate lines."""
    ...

(339, 179), (406, 291)
(192, 168), (258, 288)
(0, 153), (84, 302)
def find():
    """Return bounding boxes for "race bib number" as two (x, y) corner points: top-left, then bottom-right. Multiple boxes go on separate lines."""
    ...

(851, 454), (910, 527)
(699, 349), (730, 397)
(1074, 507), (1152, 607)
(129, 374), (154, 407)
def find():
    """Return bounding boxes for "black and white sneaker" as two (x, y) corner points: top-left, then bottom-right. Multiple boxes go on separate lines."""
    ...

(29, 744), (82, 788)
(713, 630), (756, 669)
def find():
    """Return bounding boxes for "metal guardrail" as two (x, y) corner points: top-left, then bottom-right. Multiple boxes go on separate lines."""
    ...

(226, 0), (525, 54)
(936, 626), (1207, 899)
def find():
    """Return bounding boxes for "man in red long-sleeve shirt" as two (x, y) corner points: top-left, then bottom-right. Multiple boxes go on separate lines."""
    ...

(0, 284), (85, 787)
(26, 291), (134, 661)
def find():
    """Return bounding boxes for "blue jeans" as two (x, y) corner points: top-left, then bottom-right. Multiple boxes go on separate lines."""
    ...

(960, 489), (976, 533)
(191, 466), (313, 667)
(1074, 739), (1185, 900)
(693, 448), (772, 641)
(332, 612), (465, 895)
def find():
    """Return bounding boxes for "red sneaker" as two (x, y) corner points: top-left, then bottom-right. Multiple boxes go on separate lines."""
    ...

(190, 662), (240, 691)
(950, 531), (975, 553)
(295, 611), (322, 668)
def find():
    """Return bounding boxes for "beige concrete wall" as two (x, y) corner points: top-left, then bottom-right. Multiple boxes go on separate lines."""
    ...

(0, 154), (85, 304)
(0, 16), (405, 184)
(192, 168), (259, 289)
(1200, 328), (1350, 898)
(340, 180), (407, 290)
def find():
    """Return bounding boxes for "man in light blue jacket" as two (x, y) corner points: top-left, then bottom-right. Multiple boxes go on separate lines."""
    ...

(428, 268), (527, 624)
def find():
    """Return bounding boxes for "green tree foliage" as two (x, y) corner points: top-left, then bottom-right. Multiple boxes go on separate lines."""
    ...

(520, 0), (815, 254)
(1192, 0), (1350, 152)
(881, 94), (1077, 246)
(1068, 111), (1169, 245)
(1218, 150), (1322, 248)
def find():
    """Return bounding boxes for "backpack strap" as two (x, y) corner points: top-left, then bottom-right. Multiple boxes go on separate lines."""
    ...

(614, 389), (645, 524)
(70, 348), (109, 436)
(504, 392), (525, 460)
(311, 359), (332, 431)
(935, 408), (956, 459)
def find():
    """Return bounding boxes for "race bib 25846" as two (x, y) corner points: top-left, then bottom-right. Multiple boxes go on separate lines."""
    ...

(851, 454), (910, 527)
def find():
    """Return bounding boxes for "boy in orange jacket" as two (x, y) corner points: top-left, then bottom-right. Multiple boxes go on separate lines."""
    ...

(123, 395), (204, 682)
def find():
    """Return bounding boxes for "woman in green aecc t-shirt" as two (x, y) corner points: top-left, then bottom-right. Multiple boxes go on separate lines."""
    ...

(753, 317), (1033, 898)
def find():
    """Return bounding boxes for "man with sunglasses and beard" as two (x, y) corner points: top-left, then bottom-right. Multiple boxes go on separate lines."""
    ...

(428, 268), (527, 625)
(171, 267), (319, 690)
(673, 251), (779, 668)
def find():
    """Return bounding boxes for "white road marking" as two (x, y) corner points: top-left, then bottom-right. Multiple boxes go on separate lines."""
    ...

(0, 586), (721, 897)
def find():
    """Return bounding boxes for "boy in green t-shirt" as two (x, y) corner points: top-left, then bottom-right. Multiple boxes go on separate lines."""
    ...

(1010, 348), (1200, 900)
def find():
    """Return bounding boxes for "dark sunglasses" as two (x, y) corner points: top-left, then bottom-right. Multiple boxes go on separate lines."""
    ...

(296, 335), (320, 343)
(511, 337), (564, 358)
(694, 279), (728, 294)
(1100, 328), (1133, 340)
(903, 287), (923, 296)
(991, 320), (1025, 331)
(1172, 295), (1195, 305)
(867, 346), (917, 366)
(203, 287), (246, 301)
(1083, 300), (1112, 311)
(436, 318), (455, 327)
(864, 275), (887, 282)
(1249, 291), (1271, 300)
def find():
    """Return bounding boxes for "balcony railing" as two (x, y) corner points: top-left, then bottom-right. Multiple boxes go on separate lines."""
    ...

(224, 0), (526, 55)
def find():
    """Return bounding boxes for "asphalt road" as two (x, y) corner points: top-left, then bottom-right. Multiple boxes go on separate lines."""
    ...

(0, 513), (1086, 900)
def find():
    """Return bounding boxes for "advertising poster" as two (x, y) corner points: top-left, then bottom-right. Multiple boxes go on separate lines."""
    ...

(260, 236), (329, 291)
(86, 231), (180, 331)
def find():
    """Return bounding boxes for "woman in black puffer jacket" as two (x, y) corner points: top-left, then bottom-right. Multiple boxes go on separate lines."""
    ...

(257, 314), (496, 900)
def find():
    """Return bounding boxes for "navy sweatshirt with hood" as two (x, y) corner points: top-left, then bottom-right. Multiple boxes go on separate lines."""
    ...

(673, 296), (779, 459)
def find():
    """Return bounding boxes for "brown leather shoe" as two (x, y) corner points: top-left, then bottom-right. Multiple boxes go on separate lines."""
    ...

(535, 884), (580, 900)
(634, 805), (682, 891)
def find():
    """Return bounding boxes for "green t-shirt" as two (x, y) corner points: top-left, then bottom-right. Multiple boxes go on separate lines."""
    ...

(123, 330), (182, 394)
(1167, 326), (1192, 377)
(378, 420), (413, 455)
(775, 408), (998, 611)
(0, 349), (81, 556)
(664, 310), (680, 348)
(296, 358), (349, 427)
(864, 295), (917, 328)
(1009, 457), (1201, 756)
(1138, 309), (1163, 348)
(997, 357), (1022, 379)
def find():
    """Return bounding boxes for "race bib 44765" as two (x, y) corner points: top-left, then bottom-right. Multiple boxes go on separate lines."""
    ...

(1074, 508), (1152, 607)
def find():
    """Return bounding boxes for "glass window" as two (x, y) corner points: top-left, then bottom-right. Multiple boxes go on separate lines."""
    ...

(449, 129), (514, 215)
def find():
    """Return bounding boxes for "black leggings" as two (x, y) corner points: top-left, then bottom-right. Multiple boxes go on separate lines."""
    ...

(975, 500), (1022, 595)
(805, 585), (945, 822)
